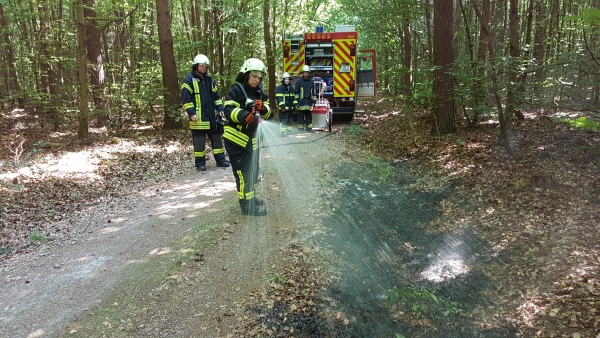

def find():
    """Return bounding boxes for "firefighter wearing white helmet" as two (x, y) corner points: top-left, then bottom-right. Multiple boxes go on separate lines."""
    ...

(222, 58), (272, 216)
(275, 72), (297, 136)
(294, 65), (317, 132)
(181, 54), (230, 171)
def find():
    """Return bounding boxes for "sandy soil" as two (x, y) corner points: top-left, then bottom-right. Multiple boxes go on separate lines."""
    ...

(0, 121), (346, 338)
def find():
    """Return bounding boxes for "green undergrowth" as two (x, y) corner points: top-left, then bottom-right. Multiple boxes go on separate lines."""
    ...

(553, 116), (600, 131)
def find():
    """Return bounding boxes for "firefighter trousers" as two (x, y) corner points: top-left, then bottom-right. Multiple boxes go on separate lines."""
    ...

(226, 145), (259, 203)
(279, 110), (294, 135)
(297, 109), (312, 131)
(192, 129), (227, 167)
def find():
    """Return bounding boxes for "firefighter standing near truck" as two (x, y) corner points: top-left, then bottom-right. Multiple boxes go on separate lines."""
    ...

(294, 65), (316, 133)
(275, 72), (297, 137)
(181, 54), (230, 171)
(223, 58), (272, 216)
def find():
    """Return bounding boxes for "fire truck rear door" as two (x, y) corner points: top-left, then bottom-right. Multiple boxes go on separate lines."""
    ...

(357, 49), (376, 97)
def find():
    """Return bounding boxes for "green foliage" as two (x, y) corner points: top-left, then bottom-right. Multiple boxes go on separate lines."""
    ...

(366, 156), (392, 183)
(28, 228), (47, 241)
(552, 117), (600, 131)
(388, 285), (462, 317)
(265, 274), (287, 284)
(26, 141), (50, 157)
(0, 247), (12, 255)
(0, 180), (21, 191)
(41, 209), (57, 220)
(347, 123), (364, 136)
(565, 8), (600, 25)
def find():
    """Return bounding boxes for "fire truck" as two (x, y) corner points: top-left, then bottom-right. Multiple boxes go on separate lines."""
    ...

(282, 25), (376, 128)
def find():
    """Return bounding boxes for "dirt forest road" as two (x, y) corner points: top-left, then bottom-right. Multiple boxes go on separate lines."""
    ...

(2, 120), (520, 338)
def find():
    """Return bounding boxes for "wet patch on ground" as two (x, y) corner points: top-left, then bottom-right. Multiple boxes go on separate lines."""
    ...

(303, 162), (518, 337)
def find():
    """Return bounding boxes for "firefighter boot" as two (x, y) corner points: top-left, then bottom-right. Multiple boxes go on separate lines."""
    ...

(195, 157), (207, 171)
(254, 197), (264, 206)
(240, 200), (267, 216)
(214, 154), (230, 167)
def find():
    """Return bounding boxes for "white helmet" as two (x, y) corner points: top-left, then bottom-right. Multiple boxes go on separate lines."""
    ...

(240, 58), (266, 74)
(282, 72), (291, 80)
(193, 54), (210, 66)
(302, 65), (310, 72)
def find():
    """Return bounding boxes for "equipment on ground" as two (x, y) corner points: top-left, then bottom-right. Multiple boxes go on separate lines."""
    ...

(282, 25), (377, 126)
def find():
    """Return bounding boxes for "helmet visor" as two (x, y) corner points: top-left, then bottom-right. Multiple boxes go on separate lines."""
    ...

(196, 63), (208, 67)
(249, 70), (265, 79)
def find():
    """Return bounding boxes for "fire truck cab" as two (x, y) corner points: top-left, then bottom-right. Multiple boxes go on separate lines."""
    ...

(282, 25), (376, 121)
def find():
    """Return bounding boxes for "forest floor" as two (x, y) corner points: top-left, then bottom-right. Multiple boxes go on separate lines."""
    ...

(0, 97), (599, 338)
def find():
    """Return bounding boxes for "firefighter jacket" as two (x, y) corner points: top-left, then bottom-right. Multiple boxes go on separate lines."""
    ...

(181, 72), (224, 130)
(275, 82), (297, 111)
(223, 82), (272, 152)
(294, 76), (316, 110)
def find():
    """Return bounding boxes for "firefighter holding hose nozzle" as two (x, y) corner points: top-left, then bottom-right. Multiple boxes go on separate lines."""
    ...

(223, 58), (272, 216)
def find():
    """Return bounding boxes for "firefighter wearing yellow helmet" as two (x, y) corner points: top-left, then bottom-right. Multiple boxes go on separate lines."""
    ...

(180, 54), (229, 171)
(294, 65), (316, 132)
(275, 72), (297, 136)
(222, 58), (272, 216)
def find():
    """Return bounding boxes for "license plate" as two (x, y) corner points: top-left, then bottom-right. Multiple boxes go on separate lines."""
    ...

(340, 65), (351, 73)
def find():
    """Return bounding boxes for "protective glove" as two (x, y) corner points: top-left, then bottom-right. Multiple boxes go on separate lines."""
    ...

(244, 111), (256, 124)
(254, 100), (263, 112)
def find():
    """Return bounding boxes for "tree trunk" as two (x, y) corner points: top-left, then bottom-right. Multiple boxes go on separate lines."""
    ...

(84, 0), (108, 125)
(402, 14), (413, 98)
(156, 0), (183, 129)
(424, 0), (433, 61)
(0, 2), (24, 108)
(75, 0), (89, 139)
(532, 1), (546, 96)
(506, 0), (523, 121)
(431, 0), (456, 133)
(38, 0), (60, 130)
(263, 0), (276, 109)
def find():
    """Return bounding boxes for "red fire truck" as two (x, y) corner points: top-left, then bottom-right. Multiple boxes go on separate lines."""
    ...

(282, 25), (376, 128)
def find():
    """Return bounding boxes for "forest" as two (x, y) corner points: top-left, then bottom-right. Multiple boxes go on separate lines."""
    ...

(0, 0), (598, 142)
(1, 0), (600, 337)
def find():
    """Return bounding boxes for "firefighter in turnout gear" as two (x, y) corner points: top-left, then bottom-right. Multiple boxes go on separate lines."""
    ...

(294, 65), (316, 132)
(223, 58), (272, 216)
(181, 54), (230, 171)
(275, 72), (297, 136)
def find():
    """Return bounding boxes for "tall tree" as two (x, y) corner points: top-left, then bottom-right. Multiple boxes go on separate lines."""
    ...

(532, 0), (546, 95)
(39, 0), (60, 130)
(75, 0), (89, 139)
(402, 13), (413, 98)
(263, 0), (276, 109)
(0, 0), (24, 108)
(505, 0), (522, 121)
(156, 0), (182, 129)
(84, 0), (108, 125)
(431, 0), (456, 133)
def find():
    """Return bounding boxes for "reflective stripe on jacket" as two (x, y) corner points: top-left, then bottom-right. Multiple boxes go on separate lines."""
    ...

(180, 72), (224, 130)
(223, 82), (272, 150)
(294, 76), (316, 110)
(275, 83), (297, 110)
